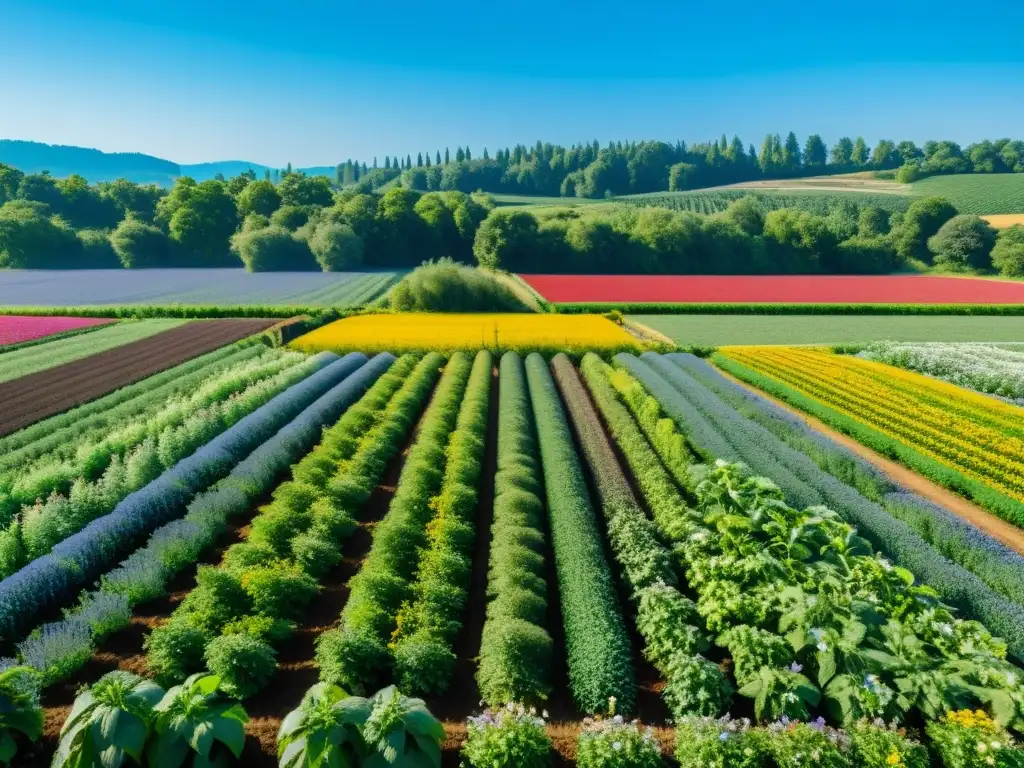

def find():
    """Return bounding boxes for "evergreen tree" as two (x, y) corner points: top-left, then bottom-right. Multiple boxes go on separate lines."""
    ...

(851, 137), (870, 166)
(362, 162), (368, 175)
(436, 150), (442, 165)
(465, 146), (472, 160)
(830, 137), (854, 166)
(483, 147), (489, 160)
(456, 147), (465, 162)
(385, 156), (391, 169)
(425, 152), (431, 167)
(782, 131), (802, 170)
(803, 135), (827, 167)
(758, 135), (776, 172)
(417, 152), (423, 167)
(748, 144), (758, 165)
(406, 154), (412, 169)
(285, 162), (293, 174)
(373, 157), (378, 168)
(335, 165), (344, 186)
(445, 147), (450, 164)
(728, 135), (745, 163)
(264, 169), (271, 181)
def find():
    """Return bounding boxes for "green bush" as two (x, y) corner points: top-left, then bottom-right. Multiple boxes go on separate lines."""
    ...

(315, 628), (392, 695)
(991, 225), (1024, 277)
(390, 259), (529, 312)
(928, 214), (997, 271)
(110, 217), (173, 268)
(177, 567), (251, 634)
(309, 222), (365, 271)
(0, 667), (43, 765)
(576, 716), (664, 768)
(232, 225), (318, 272)
(145, 619), (214, 686)
(203, 633), (277, 699)
(462, 706), (552, 768)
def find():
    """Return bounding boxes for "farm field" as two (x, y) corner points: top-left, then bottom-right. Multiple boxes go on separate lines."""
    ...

(983, 214), (1024, 228)
(631, 314), (1024, 345)
(289, 312), (640, 354)
(0, 315), (113, 347)
(913, 173), (1024, 214)
(0, 268), (399, 307)
(0, 317), (278, 435)
(2, 331), (1024, 767)
(0, 318), (186, 384)
(521, 273), (1024, 304)
(616, 187), (913, 215)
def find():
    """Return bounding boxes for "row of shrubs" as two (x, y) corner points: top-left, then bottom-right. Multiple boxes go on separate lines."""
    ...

(144, 354), (433, 696)
(523, 353), (636, 714)
(388, 350), (493, 694)
(317, 352), (472, 693)
(0, 352), (360, 641)
(4, 354), (390, 688)
(575, 355), (734, 718)
(476, 352), (554, 705)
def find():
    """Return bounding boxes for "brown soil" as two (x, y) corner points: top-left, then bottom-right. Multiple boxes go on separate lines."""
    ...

(0, 318), (278, 436)
(715, 365), (1024, 556)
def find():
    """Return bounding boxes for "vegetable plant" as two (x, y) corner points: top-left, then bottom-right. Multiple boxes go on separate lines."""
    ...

(0, 666), (43, 767)
(147, 673), (248, 768)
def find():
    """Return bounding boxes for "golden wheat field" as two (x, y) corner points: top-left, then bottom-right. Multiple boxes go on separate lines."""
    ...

(982, 214), (1024, 228)
(289, 313), (640, 354)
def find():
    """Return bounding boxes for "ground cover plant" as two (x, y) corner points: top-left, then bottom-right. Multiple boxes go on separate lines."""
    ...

(316, 352), (473, 694)
(290, 313), (640, 355)
(0, 352), (363, 642)
(524, 352), (635, 715)
(714, 346), (1024, 526)
(519, 274), (1024, 305)
(853, 341), (1024, 404)
(0, 269), (399, 306)
(0, 315), (113, 347)
(628, 314), (1024, 346)
(617, 188), (912, 215)
(476, 352), (554, 707)
(913, 173), (1024, 214)
(0, 318), (186, 383)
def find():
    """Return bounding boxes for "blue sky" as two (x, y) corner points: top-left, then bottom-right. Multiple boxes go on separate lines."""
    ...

(3, 0), (1024, 167)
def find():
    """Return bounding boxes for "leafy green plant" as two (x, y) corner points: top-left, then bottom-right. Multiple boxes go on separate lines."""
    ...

(739, 666), (821, 723)
(359, 686), (444, 768)
(575, 710), (663, 768)
(203, 634), (277, 699)
(766, 720), (850, 768)
(675, 716), (770, 768)
(461, 704), (551, 768)
(147, 673), (249, 768)
(53, 670), (163, 768)
(277, 682), (370, 768)
(925, 710), (1024, 768)
(0, 666), (43, 766)
(847, 720), (928, 768)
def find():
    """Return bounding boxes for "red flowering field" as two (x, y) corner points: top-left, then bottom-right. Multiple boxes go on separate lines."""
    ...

(0, 316), (114, 346)
(518, 274), (1024, 304)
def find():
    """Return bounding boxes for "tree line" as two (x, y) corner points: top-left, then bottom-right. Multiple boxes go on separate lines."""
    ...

(393, 136), (1024, 198)
(2, 163), (1021, 277)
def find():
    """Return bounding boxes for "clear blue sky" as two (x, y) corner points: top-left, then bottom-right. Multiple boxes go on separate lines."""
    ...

(3, 0), (1024, 167)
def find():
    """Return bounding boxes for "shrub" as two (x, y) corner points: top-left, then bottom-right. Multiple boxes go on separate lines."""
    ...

(675, 716), (770, 768)
(178, 567), (251, 633)
(315, 628), (391, 695)
(203, 633), (277, 699)
(308, 222), (364, 271)
(390, 258), (528, 312)
(239, 566), (319, 620)
(928, 214), (997, 271)
(925, 710), (1024, 768)
(232, 225), (318, 272)
(892, 195), (957, 262)
(576, 713), (664, 768)
(847, 720), (928, 768)
(76, 228), (121, 267)
(767, 720), (850, 768)
(110, 217), (173, 268)
(991, 225), (1024, 277)
(0, 667), (43, 765)
(462, 705), (552, 768)
(145, 617), (212, 685)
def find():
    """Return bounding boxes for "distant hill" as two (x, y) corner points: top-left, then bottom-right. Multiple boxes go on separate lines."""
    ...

(0, 140), (338, 186)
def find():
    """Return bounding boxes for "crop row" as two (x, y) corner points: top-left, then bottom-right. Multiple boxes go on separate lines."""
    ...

(614, 353), (1024, 730)
(11, 353), (396, 688)
(620, 353), (1024, 661)
(144, 353), (435, 697)
(318, 352), (473, 693)
(0, 350), (312, 577)
(0, 351), (359, 642)
(671, 352), (1024, 613)
(560, 354), (730, 719)
(476, 352), (553, 706)
(524, 352), (635, 715)
(389, 350), (493, 695)
(716, 347), (1024, 519)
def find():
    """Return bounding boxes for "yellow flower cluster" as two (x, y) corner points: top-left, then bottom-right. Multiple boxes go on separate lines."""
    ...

(945, 709), (998, 731)
(290, 313), (640, 355)
(720, 346), (1024, 503)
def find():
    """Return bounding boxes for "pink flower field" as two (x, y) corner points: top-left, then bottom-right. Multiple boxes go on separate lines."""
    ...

(0, 316), (114, 347)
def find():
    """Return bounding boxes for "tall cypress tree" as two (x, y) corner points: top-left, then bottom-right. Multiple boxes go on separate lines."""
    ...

(416, 152), (423, 167)
(444, 147), (450, 164)
(436, 150), (442, 165)
(465, 146), (472, 160)
(385, 156), (391, 169)
(406, 154), (412, 169)
(425, 153), (431, 167)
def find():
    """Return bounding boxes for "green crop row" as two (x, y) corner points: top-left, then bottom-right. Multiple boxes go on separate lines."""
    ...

(476, 352), (554, 706)
(144, 354), (438, 698)
(524, 352), (635, 715)
(561, 354), (732, 720)
(317, 352), (473, 694)
(389, 350), (493, 695)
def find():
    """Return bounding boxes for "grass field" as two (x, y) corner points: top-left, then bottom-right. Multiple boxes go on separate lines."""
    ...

(632, 313), (1024, 345)
(912, 173), (1024, 214)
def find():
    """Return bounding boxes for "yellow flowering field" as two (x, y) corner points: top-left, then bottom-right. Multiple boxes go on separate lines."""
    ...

(717, 345), (1024, 504)
(290, 313), (640, 355)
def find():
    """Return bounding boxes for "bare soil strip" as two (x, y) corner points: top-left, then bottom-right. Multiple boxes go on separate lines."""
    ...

(0, 318), (277, 436)
(715, 365), (1024, 555)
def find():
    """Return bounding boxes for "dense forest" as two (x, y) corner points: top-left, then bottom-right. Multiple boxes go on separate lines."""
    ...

(1, 162), (1021, 277)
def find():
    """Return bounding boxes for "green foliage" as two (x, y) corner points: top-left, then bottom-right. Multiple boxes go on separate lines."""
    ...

(928, 215), (998, 271)
(576, 716), (664, 768)
(53, 671), (163, 768)
(277, 682), (369, 768)
(237, 180), (282, 219)
(524, 353), (635, 715)
(847, 720), (928, 768)
(308, 222), (364, 271)
(925, 711), (1024, 768)
(892, 195), (958, 262)
(0, 200), (83, 268)
(359, 685), (444, 768)
(203, 633), (277, 699)
(232, 225), (318, 272)
(147, 673), (249, 768)
(110, 217), (173, 268)
(913, 173), (1024, 214)
(390, 259), (529, 312)
(461, 706), (552, 768)
(0, 667), (43, 766)
(675, 716), (771, 768)
(992, 225), (1024, 277)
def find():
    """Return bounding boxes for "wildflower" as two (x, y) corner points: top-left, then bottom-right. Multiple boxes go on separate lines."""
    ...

(977, 742), (987, 753)
(809, 628), (824, 641)
(817, 642), (829, 651)
(613, 741), (622, 751)
(789, 662), (803, 673)
(542, 709), (549, 719)
(886, 752), (901, 766)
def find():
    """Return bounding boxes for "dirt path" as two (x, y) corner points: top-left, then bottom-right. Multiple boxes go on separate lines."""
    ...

(714, 365), (1024, 555)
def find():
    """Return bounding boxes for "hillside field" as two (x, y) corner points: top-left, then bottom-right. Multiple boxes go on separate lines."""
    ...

(912, 173), (1024, 214)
